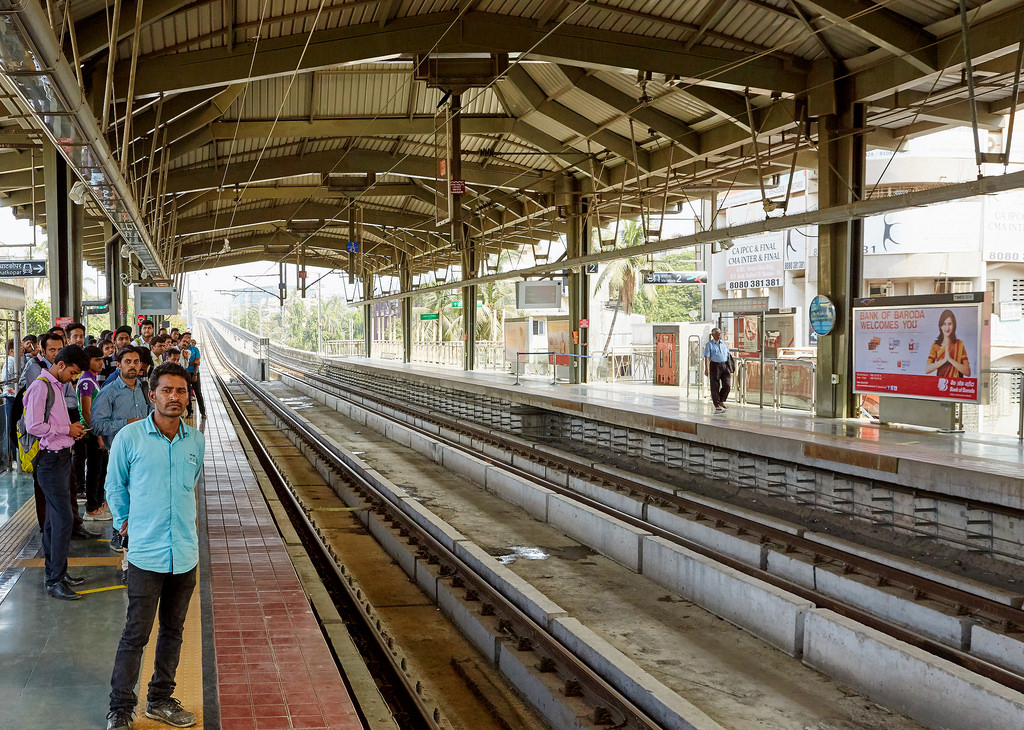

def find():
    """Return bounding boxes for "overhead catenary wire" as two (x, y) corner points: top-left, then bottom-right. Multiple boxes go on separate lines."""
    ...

(175, 0), (1001, 293)
(197, 0), (911, 270)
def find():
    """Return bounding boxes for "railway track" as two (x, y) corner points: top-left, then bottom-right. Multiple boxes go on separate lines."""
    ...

(206, 324), (667, 730)
(206, 319), (1024, 695)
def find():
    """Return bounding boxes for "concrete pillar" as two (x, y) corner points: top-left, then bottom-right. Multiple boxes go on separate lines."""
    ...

(815, 89), (866, 418)
(567, 182), (591, 384)
(44, 143), (83, 320)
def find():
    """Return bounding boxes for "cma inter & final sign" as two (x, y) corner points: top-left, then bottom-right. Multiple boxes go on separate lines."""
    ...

(642, 271), (708, 285)
(0, 260), (46, 278)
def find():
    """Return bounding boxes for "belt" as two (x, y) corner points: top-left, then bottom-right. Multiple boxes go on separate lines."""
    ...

(40, 447), (71, 453)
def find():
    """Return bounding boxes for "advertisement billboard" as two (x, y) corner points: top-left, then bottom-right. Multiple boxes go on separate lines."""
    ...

(852, 293), (990, 404)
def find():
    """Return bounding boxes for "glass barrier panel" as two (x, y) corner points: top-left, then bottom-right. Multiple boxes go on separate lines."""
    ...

(778, 360), (814, 410)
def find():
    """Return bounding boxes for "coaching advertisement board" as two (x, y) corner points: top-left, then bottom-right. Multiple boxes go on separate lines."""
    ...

(852, 293), (989, 404)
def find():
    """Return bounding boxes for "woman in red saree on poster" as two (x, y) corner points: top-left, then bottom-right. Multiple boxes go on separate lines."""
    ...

(924, 309), (971, 378)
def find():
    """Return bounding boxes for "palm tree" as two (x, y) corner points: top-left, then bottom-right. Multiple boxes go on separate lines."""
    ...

(475, 279), (516, 340)
(593, 220), (666, 356)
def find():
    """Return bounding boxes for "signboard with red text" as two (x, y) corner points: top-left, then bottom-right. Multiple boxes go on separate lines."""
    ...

(852, 293), (989, 404)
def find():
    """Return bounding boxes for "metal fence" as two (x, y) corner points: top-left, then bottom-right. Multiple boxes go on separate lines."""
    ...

(0, 315), (21, 468)
(974, 369), (1024, 441)
(735, 358), (817, 411)
(323, 340), (363, 357)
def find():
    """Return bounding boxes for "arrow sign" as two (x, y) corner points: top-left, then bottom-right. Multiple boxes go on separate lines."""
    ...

(642, 271), (708, 285)
(0, 260), (46, 278)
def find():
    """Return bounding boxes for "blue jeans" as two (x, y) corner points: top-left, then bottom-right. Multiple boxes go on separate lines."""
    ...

(109, 564), (197, 712)
(36, 448), (73, 586)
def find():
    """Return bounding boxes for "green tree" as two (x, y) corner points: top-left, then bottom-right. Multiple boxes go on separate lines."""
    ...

(476, 280), (516, 340)
(26, 298), (50, 335)
(633, 250), (703, 323)
(592, 220), (669, 355)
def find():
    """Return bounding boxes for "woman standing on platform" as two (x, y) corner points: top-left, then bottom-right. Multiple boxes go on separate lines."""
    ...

(924, 309), (971, 378)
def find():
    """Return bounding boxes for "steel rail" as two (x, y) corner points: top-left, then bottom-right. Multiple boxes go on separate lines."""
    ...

(205, 323), (664, 730)
(209, 324), (1024, 695)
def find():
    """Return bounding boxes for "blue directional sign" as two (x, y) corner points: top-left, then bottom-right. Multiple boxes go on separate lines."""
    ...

(0, 260), (46, 278)
(642, 271), (707, 285)
(346, 241), (360, 253)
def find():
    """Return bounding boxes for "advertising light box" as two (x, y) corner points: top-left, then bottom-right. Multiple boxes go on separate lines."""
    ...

(852, 293), (990, 404)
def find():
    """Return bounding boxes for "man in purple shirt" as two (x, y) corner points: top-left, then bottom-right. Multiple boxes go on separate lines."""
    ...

(78, 346), (110, 521)
(25, 345), (92, 600)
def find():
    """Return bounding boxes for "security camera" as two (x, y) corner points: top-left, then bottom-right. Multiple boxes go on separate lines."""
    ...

(68, 181), (88, 206)
(221, 238), (231, 254)
(120, 243), (131, 259)
(140, 269), (149, 279)
(720, 239), (735, 251)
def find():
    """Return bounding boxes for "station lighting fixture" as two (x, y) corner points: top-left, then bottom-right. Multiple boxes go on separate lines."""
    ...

(0, 0), (166, 279)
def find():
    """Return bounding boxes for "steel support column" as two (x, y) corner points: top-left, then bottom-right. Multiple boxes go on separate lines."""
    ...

(567, 184), (591, 384)
(815, 93), (865, 418)
(450, 93), (477, 371)
(362, 276), (372, 358)
(399, 253), (412, 363)
(44, 143), (82, 319)
(104, 224), (127, 329)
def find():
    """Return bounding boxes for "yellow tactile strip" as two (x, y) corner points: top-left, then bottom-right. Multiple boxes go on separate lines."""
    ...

(0, 498), (38, 568)
(131, 567), (205, 729)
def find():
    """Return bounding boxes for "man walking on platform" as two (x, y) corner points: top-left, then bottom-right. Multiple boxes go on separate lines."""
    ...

(105, 363), (204, 730)
(703, 328), (732, 414)
(26, 345), (91, 600)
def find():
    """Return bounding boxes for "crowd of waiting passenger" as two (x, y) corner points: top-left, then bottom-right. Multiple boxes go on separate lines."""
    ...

(0, 320), (206, 581)
(3, 319), (209, 729)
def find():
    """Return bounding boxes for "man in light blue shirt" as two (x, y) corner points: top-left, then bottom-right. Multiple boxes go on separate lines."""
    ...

(703, 327), (732, 413)
(91, 346), (152, 445)
(105, 362), (205, 730)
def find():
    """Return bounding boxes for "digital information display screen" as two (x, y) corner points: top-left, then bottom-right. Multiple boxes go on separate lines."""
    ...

(135, 287), (179, 315)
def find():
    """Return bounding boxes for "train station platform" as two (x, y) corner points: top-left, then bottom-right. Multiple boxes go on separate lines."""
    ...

(321, 356), (1024, 512)
(0, 377), (363, 729)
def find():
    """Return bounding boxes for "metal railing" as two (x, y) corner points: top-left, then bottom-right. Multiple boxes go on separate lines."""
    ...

(371, 340), (402, 360)
(982, 369), (1024, 441)
(735, 357), (817, 411)
(512, 351), (613, 386)
(323, 339), (363, 357)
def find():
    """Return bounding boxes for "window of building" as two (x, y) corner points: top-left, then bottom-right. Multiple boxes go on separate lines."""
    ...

(934, 279), (973, 294)
(1012, 279), (1024, 302)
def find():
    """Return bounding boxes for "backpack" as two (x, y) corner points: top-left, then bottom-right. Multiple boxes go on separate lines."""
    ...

(16, 376), (56, 473)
